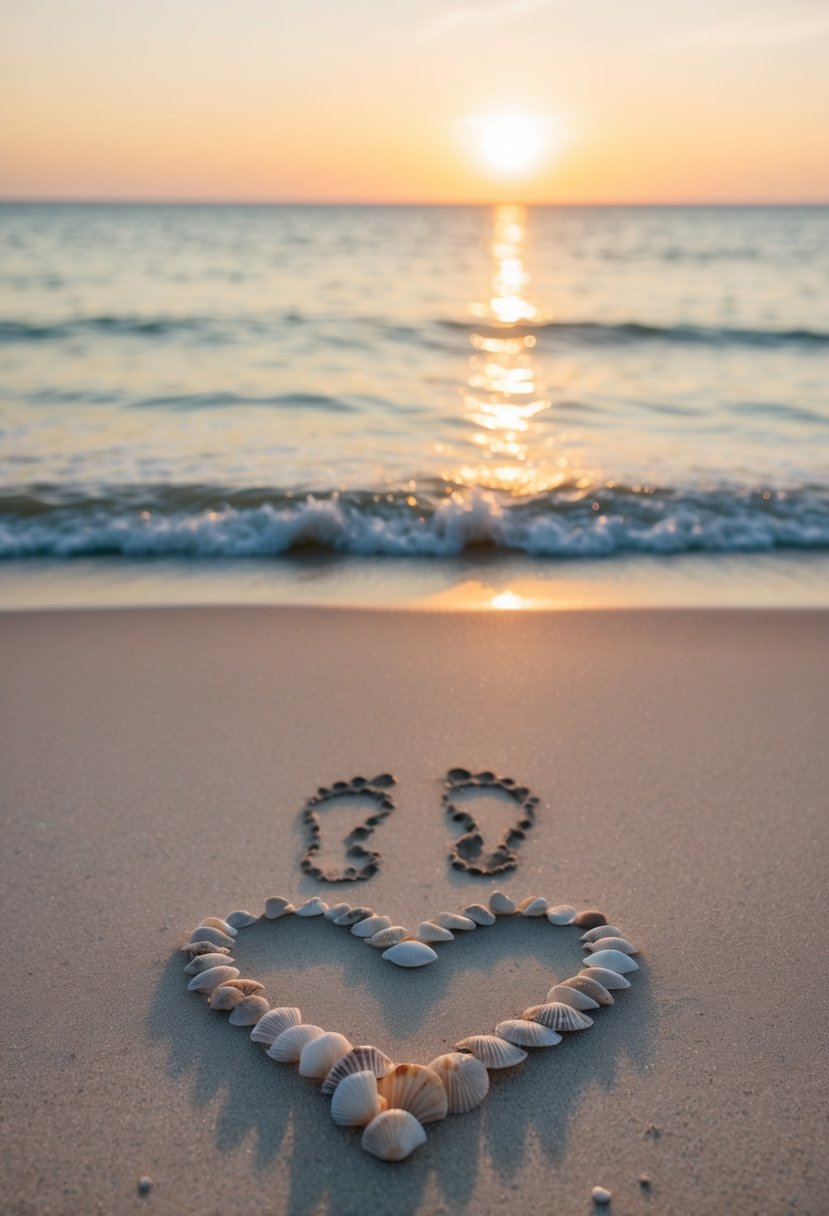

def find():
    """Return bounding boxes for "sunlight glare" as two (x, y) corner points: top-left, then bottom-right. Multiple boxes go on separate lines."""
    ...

(477, 113), (546, 176)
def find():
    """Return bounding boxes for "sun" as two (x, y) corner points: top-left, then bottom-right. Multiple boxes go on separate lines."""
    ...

(474, 112), (547, 176)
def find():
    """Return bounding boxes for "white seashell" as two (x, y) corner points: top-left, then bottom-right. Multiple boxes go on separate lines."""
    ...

(546, 984), (600, 1012)
(321, 1046), (395, 1095)
(228, 995), (271, 1026)
(585, 936), (638, 956)
(264, 897), (295, 920)
(334, 907), (374, 926)
(561, 975), (614, 1005)
(495, 1019), (562, 1048)
(368, 926), (410, 949)
(518, 896), (548, 917)
(351, 914), (393, 938)
(580, 924), (623, 943)
(184, 952), (236, 976)
(198, 916), (237, 937)
(267, 1024), (325, 1062)
(378, 1063), (448, 1123)
(208, 987), (242, 1011)
(463, 904), (496, 926)
(295, 897), (328, 917)
(584, 949), (639, 974)
(298, 1031), (352, 1078)
(547, 905), (577, 925)
(181, 941), (231, 958)
(435, 912), (476, 931)
(324, 902), (351, 921)
(489, 891), (517, 915)
(382, 941), (438, 968)
(187, 965), (240, 994)
(189, 925), (235, 948)
(416, 921), (454, 943)
(250, 1007), (302, 1046)
(455, 1035), (527, 1069)
(523, 1002), (593, 1031)
(331, 1070), (387, 1127)
(580, 966), (631, 990)
(361, 1109), (426, 1162)
(592, 1186), (612, 1204)
(219, 978), (264, 995)
(429, 1052), (489, 1114)
(225, 910), (260, 929)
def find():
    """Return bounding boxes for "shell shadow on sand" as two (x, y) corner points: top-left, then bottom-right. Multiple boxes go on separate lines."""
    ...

(147, 909), (653, 1216)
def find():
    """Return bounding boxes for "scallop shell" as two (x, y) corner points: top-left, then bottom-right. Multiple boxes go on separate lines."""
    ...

(219, 978), (265, 996)
(351, 914), (393, 938)
(266, 1023), (325, 1062)
(295, 897), (328, 917)
(186, 965), (240, 994)
(463, 904), (496, 926)
(361, 1109), (427, 1162)
(429, 1052), (489, 1114)
(489, 891), (517, 915)
(208, 986), (242, 1011)
(334, 907), (374, 926)
(321, 1046), (395, 1095)
(298, 1031), (352, 1078)
(181, 941), (231, 958)
(585, 936), (638, 956)
(189, 925), (235, 948)
(368, 926), (410, 949)
(435, 912), (476, 931)
(584, 949), (639, 974)
(523, 1002), (593, 1031)
(547, 905), (577, 925)
(330, 1070), (387, 1127)
(416, 921), (455, 943)
(250, 1007), (302, 1046)
(228, 995), (270, 1026)
(580, 924), (623, 943)
(377, 1063), (448, 1123)
(495, 1019), (562, 1048)
(518, 896), (548, 917)
(198, 916), (238, 937)
(580, 965), (632, 990)
(546, 984), (600, 1012)
(382, 941), (438, 968)
(225, 910), (260, 929)
(455, 1035), (528, 1069)
(264, 897), (295, 920)
(560, 975), (614, 1006)
(324, 902), (351, 921)
(184, 952), (236, 976)
(572, 909), (608, 930)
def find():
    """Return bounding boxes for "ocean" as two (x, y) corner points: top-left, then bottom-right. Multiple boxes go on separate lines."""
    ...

(1, 202), (828, 607)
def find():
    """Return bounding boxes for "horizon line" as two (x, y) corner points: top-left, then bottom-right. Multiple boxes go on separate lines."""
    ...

(1, 197), (828, 208)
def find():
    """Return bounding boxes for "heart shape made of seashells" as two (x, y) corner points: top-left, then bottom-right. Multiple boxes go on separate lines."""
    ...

(181, 896), (641, 1162)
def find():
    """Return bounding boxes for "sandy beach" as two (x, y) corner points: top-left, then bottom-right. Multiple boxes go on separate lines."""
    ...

(1, 604), (827, 1215)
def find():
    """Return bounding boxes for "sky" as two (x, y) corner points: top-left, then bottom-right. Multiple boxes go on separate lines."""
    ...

(1, 0), (828, 203)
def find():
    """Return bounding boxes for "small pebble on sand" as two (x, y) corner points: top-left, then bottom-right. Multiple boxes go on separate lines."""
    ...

(592, 1185), (612, 1205)
(137, 1176), (153, 1196)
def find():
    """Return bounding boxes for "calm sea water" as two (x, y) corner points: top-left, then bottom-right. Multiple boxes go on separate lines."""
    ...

(1, 203), (828, 599)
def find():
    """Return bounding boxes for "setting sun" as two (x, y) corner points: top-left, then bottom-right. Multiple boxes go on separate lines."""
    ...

(470, 112), (554, 178)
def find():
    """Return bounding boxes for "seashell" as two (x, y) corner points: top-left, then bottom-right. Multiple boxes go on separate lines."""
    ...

(324, 902), (351, 921)
(585, 936), (638, 956)
(265, 897), (295, 920)
(584, 949), (639, 975)
(580, 966), (632, 990)
(382, 941), (438, 968)
(331, 1070), (387, 1127)
(435, 912), (476, 931)
(295, 897), (328, 917)
(228, 995), (271, 1026)
(368, 926), (410, 949)
(267, 1023), (325, 1062)
(219, 978), (265, 995)
(547, 905), (577, 925)
(429, 1052), (489, 1114)
(495, 1019), (562, 1048)
(361, 1109), (426, 1162)
(181, 941), (231, 958)
(208, 987), (242, 1011)
(561, 975), (614, 1005)
(321, 1046), (395, 1095)
(523, 1002), (593, 1032)
(416, 921), (455, 943)
(334, 907), (374, 926)
(187, 965), (240, 994)
(225, 910), (260, 929)
(351, 914), (393, 938)
(378, 1063), (448, 1123)
(189, 925), (235, 948)
(573, 909), (608, 930)
(489, 891), (517, 915)
(298, 1031), (352, 1078)
(580, 924), (623, 943)
(518, 896), (548, 917)
(250, 1007), (302, 1046)
(592, 1186), (612, 1205)
(198, 916), (237, 937)
(184, 952), (236, 976)
(455, 1035), (527, 1069)
(463, 904), (496, 926)
(546, 985), (600, 1012)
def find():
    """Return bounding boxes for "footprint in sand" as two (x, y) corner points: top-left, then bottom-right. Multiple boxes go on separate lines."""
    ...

(300, 774), (397, 882)
(443, 768), (539, 876)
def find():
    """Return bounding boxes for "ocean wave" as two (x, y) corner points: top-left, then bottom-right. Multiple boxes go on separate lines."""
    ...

(1, 482), (827, 560)
(444, 318), (829, 348)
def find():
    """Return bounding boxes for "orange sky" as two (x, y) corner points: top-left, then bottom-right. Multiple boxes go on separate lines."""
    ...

(1, 0), (828, 203)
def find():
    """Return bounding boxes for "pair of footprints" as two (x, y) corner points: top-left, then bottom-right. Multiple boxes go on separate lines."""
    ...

(300, 768), (539, 881)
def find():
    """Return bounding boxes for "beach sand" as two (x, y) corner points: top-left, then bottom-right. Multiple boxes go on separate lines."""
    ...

(2, 606), (827, 1215)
